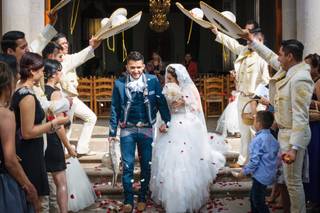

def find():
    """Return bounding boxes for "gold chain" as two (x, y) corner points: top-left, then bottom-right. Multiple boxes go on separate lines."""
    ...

(122, 32), (127, 62)
(107, 36), (115, 52)
(187, 20), (193, 44)
(70, 0), (81, 35)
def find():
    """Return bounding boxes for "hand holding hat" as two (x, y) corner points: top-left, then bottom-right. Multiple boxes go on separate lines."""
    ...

(89, 36), (102, 50)
(94, 8), (142, 41)
(176, 2), (212, 28)
(200, 1), (244, 39)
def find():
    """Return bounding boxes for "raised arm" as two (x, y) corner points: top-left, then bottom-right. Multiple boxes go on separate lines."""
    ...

(29, 13), (58, 54)
(250, 41), (281, 72)
(61, 36), (101, 74)
(211, 26), (245, 55)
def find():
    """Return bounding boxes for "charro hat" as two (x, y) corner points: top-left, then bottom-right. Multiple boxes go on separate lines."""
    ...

(95, 8), (142, 41)
(200, 1), (244, 39)
(175, 2), (212, 28)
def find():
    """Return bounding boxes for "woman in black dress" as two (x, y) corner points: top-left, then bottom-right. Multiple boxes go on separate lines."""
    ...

(0, 61), (38, 212)
(10, 53), (68, 209)
(44, 59), (76, 213)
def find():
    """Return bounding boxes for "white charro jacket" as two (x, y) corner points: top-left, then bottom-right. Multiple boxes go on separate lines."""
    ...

(215, 32), (270, 95)
(250, 41), (314, 149)
(60, 46), (95, 96)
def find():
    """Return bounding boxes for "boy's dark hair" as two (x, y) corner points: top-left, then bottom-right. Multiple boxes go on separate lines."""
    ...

(51, 33), (67, 43)
(1, 31), (25, 53)
(127, 51), (144, 63)
(281, 39), (304, 62)
(256, 111), (274, 129)
(42, 42), (63, 59)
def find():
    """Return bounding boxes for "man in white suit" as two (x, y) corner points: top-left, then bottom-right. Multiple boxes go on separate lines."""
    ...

(241, 32), (314, 213)
(52, 33), (101, 155)
(211, 24), (270, 168)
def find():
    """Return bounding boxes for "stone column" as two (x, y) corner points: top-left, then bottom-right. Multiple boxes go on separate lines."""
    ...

(282, 0), (297, 40)
(297, 0), (320, 55)
(2, 0), (44, 43)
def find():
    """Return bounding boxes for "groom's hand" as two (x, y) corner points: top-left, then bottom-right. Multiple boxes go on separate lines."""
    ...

(159, 124), (167, 133)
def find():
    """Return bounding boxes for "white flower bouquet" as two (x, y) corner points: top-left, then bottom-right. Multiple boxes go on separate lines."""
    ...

(162, 83), (183, 104)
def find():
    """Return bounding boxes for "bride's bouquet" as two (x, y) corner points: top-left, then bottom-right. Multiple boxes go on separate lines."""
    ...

(162, 83), (183, 104)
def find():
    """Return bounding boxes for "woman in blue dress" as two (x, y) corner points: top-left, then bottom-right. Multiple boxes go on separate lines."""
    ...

(0, 61), (38, 212)
(304, 53), (320, 210)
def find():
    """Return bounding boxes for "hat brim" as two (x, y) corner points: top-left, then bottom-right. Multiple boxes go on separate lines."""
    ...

(50, 0), (72, 14)
(200, 1), (244, 39)
(176, 2), (212, 29)
(96, 11), (142, 41)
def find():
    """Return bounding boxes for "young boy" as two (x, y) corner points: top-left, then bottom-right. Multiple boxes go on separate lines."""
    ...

(235, 111), (279, 213)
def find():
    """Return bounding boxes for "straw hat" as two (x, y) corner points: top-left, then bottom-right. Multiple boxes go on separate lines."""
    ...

(200, 1), (244, 38)
(176, 2), (212, 28)
(95, 8), (142, 40)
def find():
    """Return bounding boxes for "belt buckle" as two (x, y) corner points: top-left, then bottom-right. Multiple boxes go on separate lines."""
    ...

(136, 122), (144, 128)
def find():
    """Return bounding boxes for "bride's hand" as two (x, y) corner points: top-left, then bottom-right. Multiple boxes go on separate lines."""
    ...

(171, 98), (185, 109)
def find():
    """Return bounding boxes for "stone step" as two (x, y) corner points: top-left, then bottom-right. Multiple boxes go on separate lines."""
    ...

(91, 180), (254, 198)
(78, 151), (239, 165)
(83, 162), (247, 181)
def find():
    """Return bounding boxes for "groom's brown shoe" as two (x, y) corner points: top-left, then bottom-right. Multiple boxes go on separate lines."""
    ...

(137, 202), (146, 211)
(123, 204), (133, 213)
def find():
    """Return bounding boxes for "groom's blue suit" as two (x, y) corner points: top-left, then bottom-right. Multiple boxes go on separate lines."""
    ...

(109, 73), (170, 206)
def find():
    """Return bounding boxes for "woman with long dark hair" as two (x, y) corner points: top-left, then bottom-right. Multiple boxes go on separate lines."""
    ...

(0, 61), (38, 212)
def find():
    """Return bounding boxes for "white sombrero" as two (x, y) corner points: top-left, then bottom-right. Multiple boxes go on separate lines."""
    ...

(176, 2), (212, 29)
(200, 1), (244, 39)
(95, 8), (142, 41)
(50, 0), (72, 14)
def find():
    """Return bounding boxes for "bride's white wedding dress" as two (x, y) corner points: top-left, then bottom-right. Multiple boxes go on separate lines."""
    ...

(150, 64), (226, 213)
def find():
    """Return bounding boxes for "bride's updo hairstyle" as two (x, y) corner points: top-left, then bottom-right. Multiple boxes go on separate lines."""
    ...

(166, 66), (178, 81)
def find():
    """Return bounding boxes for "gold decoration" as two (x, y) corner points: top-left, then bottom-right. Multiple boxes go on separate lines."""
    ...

(122, 32), (127, 62)
(187, 20), (193, 44)
(149, 0), (171, 32)
(107, 36), (115, 52)
(70, 0), (80, 35)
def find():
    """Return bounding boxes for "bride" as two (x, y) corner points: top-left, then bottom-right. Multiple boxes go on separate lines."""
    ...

(150, 64), (226, 212)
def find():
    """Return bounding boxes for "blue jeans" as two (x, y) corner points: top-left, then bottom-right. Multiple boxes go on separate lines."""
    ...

(120, 127), (153, 205)
(250, 178), (269, 213)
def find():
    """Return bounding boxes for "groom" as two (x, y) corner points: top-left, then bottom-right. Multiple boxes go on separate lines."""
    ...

(108, 51), (171, 212)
